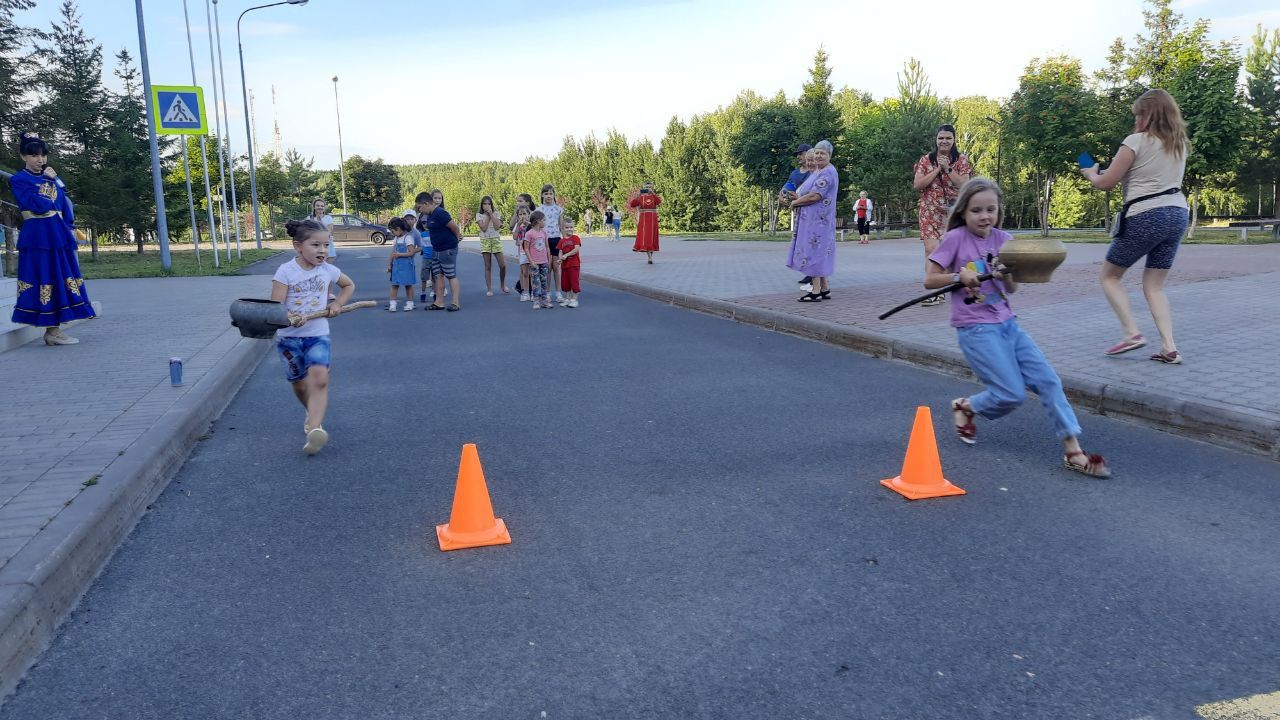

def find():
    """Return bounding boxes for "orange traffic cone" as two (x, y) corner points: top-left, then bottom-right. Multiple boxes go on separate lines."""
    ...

(880, 406), (966, 500)
(436, 444), (512, 551)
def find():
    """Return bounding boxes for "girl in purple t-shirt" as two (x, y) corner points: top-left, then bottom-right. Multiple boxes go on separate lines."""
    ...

(924, 178), (1111, 479)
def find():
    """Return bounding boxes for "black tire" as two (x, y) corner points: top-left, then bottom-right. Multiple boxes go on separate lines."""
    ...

(371, 232), (386, 245)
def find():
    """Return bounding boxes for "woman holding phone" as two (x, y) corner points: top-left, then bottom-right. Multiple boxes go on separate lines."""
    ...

(1081, 89), (1189, 364)
(913, 125), (972, 306)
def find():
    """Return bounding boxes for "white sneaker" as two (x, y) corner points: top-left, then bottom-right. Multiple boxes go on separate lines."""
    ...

(555, 293), (564, 302)
(404, 301), (415, 311)
(387, 301), (397, 312)
(520, 293), (530, 302)
(303, 427), (329, 455)
(558, 297), (569, 306)
(568, 299), (579, 308)
(800, 283), (813, 293)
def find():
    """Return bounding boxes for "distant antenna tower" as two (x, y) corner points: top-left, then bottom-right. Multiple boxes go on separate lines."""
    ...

(249, 89), (260, 161)
(271, 85), (282, 160)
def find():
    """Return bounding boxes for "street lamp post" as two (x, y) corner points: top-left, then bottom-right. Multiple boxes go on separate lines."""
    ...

(332, 75), (348, 214)
(983, 112), (1003, 184)
(133, 0), (172, 271)
(984, 115), (1003, 187)
(237, 0), (309, 248)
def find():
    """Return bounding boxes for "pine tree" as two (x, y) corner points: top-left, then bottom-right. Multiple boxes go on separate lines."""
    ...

(0, 0), (35, 174)
(796, 46), (842, 146)
(100, 48), (156, 248)
(31, 0), (107, 227)
(1243, 25), (1280, 216)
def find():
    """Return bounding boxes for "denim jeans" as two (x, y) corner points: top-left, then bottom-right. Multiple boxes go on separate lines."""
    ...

(956, 319), (1081, 440)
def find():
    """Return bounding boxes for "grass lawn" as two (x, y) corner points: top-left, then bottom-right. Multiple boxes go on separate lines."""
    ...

(1043, 227), (1276, 244)
(73, 247), (286, 279)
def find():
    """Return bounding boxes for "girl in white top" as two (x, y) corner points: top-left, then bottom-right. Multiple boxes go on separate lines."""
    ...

(537, 184), (566, 302)
(310, 198), (337, 262)
(1082, 89), (1190, 365)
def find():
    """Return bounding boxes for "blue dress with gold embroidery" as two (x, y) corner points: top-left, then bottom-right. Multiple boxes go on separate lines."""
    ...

(9, 168), (94, 326)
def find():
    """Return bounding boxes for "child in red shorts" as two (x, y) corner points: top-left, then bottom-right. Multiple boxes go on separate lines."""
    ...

(557, 219), (582, 308)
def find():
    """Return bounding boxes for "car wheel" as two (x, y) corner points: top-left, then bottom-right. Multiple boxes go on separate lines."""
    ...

(371, 232), (386, 245)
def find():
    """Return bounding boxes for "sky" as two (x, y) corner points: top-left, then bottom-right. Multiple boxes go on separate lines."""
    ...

(19, 0), (1277, 169)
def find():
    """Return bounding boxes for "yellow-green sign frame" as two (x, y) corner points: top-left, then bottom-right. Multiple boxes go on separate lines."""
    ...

(152, 85), (208, 136)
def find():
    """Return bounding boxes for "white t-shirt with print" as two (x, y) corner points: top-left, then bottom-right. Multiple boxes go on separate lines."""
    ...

(538, 203), (564, 239)
(272, 258), (342, 338)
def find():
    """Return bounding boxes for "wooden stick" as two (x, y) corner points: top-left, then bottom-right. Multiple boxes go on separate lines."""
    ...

(290, 300), (377, 327)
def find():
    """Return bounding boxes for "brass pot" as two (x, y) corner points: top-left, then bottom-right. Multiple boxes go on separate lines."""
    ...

(998, 234), (1067, 283)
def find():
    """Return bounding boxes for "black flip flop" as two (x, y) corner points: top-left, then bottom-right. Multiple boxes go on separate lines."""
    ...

(798, 293), (822, 303)
(446, 304), (460, 312)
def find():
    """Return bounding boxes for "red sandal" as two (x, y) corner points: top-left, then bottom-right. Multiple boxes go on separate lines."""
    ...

(1064, 451), (1111, 479)
(951, 398), (976, 445)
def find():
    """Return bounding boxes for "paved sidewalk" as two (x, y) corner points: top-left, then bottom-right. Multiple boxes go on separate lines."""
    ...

(0, 273), (274, 696)
(559, 234), (1280, 456)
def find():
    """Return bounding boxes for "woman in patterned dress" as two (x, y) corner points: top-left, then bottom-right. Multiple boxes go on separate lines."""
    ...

(913, 125), (972, 306)
(9, 132), (95, 345)
(786, 140), (839, 302)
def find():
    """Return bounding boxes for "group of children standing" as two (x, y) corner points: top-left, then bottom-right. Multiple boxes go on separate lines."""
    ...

(382, 184), (586, 312)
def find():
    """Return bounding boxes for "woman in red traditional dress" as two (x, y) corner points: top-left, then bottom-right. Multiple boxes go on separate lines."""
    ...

(629, 181), (661, 264)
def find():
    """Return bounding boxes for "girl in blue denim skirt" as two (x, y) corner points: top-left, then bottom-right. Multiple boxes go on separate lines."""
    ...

(271, 219), (356, 455)
(924, 178), (1111, 479)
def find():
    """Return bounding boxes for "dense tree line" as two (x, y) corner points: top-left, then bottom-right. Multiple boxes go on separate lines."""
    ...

(2, 0), (1276, 246)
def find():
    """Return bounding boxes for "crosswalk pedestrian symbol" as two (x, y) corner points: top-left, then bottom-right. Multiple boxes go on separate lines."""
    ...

(151, 85), (208, 135)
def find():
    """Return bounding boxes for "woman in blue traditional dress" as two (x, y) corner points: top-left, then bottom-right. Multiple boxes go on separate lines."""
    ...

(9, 132), (94, 344)
(786, 139), (839, 302)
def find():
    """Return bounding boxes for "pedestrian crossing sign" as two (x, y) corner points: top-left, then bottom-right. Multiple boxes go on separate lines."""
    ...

(152, 85), (208, 135)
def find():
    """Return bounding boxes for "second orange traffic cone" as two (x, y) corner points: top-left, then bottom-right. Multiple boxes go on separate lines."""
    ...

(880, 406), (966, 500)
(436, 444), (512, 551)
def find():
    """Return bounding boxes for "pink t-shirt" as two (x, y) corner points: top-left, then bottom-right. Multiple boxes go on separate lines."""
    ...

(525, 228), (550, 264)
(928, 226), (1015, 328)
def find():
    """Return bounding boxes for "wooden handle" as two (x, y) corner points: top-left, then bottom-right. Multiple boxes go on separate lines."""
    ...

(294, 300), (377, 326)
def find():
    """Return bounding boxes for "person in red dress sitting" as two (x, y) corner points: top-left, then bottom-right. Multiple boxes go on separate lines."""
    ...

(629, 181), (661, 264)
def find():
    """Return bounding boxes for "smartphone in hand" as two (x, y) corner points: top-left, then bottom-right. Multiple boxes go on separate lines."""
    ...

(1077, 151), (1096, 169)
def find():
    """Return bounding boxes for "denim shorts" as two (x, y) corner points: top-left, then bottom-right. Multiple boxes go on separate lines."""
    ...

(430, 247), (458, 279)
(276, 335), (331, 382)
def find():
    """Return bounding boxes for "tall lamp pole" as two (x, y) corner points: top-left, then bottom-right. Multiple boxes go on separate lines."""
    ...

(237, 0), (309, 247)
(984, 115), (1003, 187)
(332, 75), (348, 214)
(133, 0), (172, 271)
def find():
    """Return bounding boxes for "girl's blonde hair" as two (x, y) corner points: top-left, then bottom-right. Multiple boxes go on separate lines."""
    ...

(946, 177), (1004, 232)
(1132, 89), (1188, 159)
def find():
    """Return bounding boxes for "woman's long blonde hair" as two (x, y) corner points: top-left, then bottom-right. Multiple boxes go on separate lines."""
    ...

(946, 177), (1004, 232)
(1133, 89), (1189, 159)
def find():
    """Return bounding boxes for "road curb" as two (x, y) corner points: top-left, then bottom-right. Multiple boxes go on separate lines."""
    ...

(583, 270), (1280, 459)
(0, 330), (271, 699)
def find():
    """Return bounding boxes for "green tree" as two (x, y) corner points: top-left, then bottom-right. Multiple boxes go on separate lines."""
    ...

(0, 0), (35, 176)
(1168, 35), (1247, 234)
(1243, 25), (1280, 217)
(32, 0), (108, 228)
(796, 46), (842, 147)
(1004, 55), (1097, 235)
(99, 49), (156, 249)
(342, 154), (401, 216)
(729, 96), (802, 231)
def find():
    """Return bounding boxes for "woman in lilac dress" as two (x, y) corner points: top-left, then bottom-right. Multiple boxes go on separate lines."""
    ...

(786, 140), (839, 302)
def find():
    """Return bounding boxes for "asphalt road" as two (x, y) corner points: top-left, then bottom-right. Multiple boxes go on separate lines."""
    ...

(4, 247), (1279, 720)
